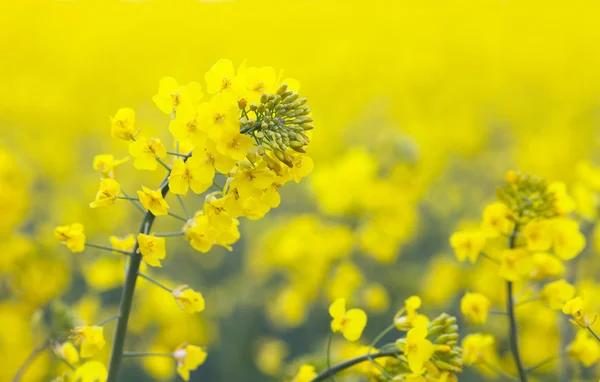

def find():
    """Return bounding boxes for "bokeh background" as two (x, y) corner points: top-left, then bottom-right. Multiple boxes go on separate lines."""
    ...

(3, 1), (600, 381)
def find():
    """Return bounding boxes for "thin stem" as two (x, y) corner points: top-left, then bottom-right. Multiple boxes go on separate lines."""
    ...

(506, 224), (528, 382)
(310, 349), (401, 382)
(117, 196), (139, 201)
(138, 272), (173, 293)
(12, 339), (49, 382)
(107, 152), (192, 382)
(156, 157), (172, 171)
(482, 360), (519, 381)
(122, 352), (174, 358)
(481, 252), (501, 265)
(166, 151), (187, 157)
(94, 314), (120, 327)
(587, 326), (600, 343)
(489, 310), (509, 316)
(177, 194), (191, 219)
(514, 297), (538, 307)
(526, 353), (563, 373)
(120, 191), (145, 214)
(326, 333), (337, 382)
(167, 211), (188, 222)
(85, 243), (133, 256)
(366, 323), (395, 379)
(153, 231), (185, 237)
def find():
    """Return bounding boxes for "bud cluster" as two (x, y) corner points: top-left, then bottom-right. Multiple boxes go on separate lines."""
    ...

(497, 171), (558, 222)
(239, 83), (313, 167)
(427, 313), (463, 373)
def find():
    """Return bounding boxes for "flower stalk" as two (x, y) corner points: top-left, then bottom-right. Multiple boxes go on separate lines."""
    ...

(309, 349), (401, 382)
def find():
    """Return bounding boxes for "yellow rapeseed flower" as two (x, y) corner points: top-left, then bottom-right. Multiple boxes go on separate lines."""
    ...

(137, 186), (170, 216)
(92, 154), (129, 179)
(551, 218), (586, 260)
(481, 203), (514, 237)
(54, 223), (86, 253)
(329, 298), (367, 342)
(291, 365), (317, 382)
(129, 136), (167, 171)
(461, 333), (495, 366)
(568, 330), (600, 366)
(73, 361), (108, 382)
(460, 293), (490, 325)
(110, 108), (137, 140)
(523, 219), (552, 252)
(449, 231), (486, 263)
(173, 344), (208, 381)
(168, 157), (213, 195)
(152, 77), (203, 114)
(137, 233), (167, 267)
(71, 325), (106, 358)
(172, 285), (205, 313)
(540, 279), (576, 310)
(89, 178), (121, 208)
(402, 325), (435, 375)
(109, 234), (136, 255)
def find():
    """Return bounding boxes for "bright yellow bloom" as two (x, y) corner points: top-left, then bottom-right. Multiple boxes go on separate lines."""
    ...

(290, 155), (314, 183)
(173, 344), (208, 381)
(461, 293), (490, 325)
(563, 296), (595, 328)
(72, 325), (106, 358)
(461, 333), (495, 365)
(193, 139), (237, 175)
(167, 105), (200, 146)
(291, 364), (317, 382)
(551, 218), (586, 260)
(137, 233), (166, 267)
(568, 330), (600, 366)
(240, 66), (277, 104)
(73, 361), (108, 382)
(529, 252), (565, 280)
(110, 108), (137, 140)
(402, 326), (434, 375)
(92, 154), (129, 179)
(129, 136), (167, 171)
(549, 181), (576, 215)
(481, 203), (514, 237)
(329, 298), (368, 342)
(109, 234), (136, 255)
(362, 283), (390, 313)
(152, 77), (203, 114)
(55, 223), (86, 253)
(197, 94), (240, 141)
(540, 280), (576, 309)
(498, 248), (533, 282)
(172, 285), (205, 313)
(449, 231), (486, 263)
(205, 59), (244, 97)
(395, 295), (430, 330)
(137, 186), (170, 216)
(57, 341), (79, 365)
(215, 130), (253, 161)
(168, 157), (213, 195)
(89, 178), (121, 208)
(523, 219), (552, 252)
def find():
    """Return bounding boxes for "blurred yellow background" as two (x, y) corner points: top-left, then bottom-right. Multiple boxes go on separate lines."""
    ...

(3, 1), (600, 381)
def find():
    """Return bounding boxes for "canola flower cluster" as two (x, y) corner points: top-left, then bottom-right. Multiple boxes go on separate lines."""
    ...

(11, 59), (316, 382)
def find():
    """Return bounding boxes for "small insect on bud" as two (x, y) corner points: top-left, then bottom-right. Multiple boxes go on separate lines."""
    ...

(237, 98), (247, 110)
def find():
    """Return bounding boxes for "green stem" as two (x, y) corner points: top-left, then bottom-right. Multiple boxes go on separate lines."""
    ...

(506, 224), (528, 382)
(117, 196), (139, 201)
(138, 272), (173, 293)
(120, 191), (145, 214)
(156, 157), (172, 171)
(85, 243), (133, 256)
(12, 339), (49, 382)
(326, 333), (337, 382)
(481, 252), (500, 265)
(310, 349), (401, 382)
(122, 352), (174, 358)
(176, 194), (191, 219)
(167, 211), (188, 222)
(587, 326), (600, 342)
(106, 152), (191, 382)
(153, 231), (185, 237)
(526, 353), (563, 373)
(166, 151), (187, 157)
(94, 314), (120, 327)
(366, 323), (395, 379)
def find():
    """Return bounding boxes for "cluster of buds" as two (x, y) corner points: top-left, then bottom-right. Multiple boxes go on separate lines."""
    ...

(497, 170), (559, 222)
(239, 83), (312, 167)
(426, 313), (463, 374)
